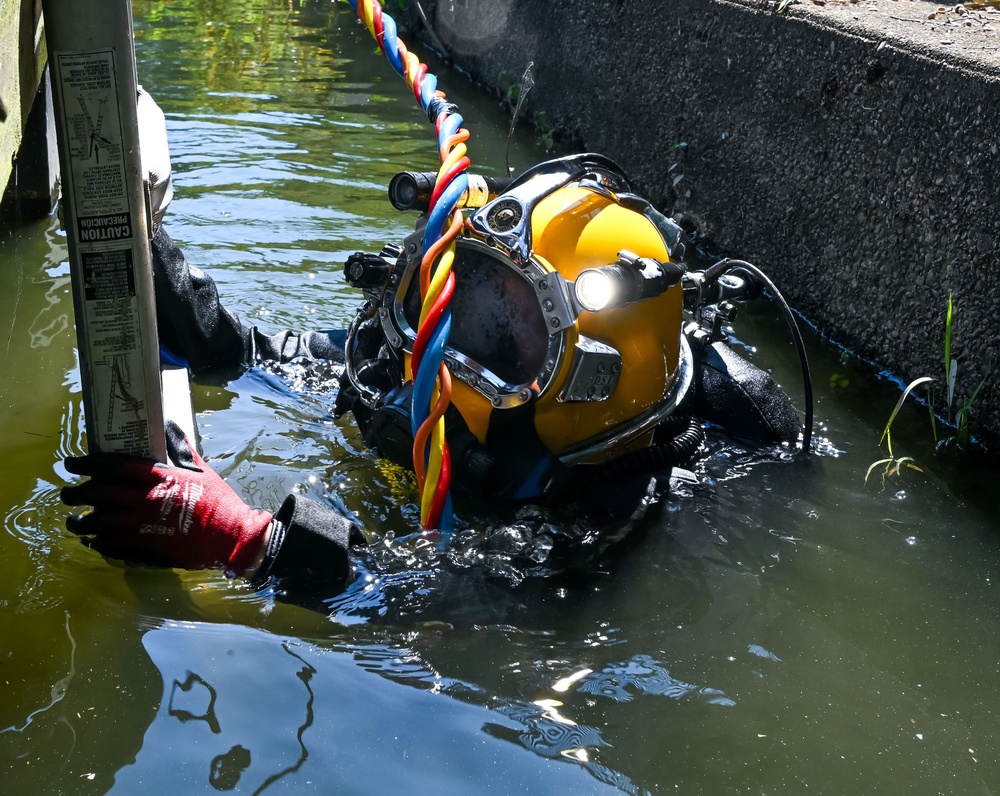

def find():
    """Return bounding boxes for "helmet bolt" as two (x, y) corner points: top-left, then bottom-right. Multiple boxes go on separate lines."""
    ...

(518, 388), (532, 403)
(538, 279), (548, 291)
(543, 299), (554, 311)
(549, 317), (560, 329)
(492, 396), (503, 408)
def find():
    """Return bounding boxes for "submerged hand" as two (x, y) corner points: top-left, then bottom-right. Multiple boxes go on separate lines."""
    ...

(61, 421), (272, 575)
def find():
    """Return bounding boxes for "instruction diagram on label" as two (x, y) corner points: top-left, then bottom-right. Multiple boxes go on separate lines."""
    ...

(57, 51), (129, 219)
(82, 249), (149, 446)
(55, 49), (158, 457)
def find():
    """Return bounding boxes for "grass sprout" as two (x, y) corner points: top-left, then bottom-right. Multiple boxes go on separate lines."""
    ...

(865, 376), (933, 488)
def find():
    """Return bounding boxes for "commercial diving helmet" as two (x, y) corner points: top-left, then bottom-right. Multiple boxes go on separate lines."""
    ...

(340, 154), (697, 498)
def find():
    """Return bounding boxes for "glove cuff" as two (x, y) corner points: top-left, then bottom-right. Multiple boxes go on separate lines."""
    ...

(251, 495), (362, 591)
(226, 509), (274, 576)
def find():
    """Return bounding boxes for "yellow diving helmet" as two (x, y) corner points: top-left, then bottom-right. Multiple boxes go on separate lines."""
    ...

(341, 154), (698, 498)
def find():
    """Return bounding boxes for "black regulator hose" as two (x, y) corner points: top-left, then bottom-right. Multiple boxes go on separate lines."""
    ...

(570, 415), (707, 493)
(717, 259), (814, 453)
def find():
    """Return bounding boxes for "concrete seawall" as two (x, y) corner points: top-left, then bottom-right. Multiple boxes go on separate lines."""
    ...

(420, 0), (1000, 449)
(0, 0), (57, 221)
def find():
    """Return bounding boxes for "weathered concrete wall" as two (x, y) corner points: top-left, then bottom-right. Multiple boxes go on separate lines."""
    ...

(0, 0), (56, 220)
(422, 0), (1000, 449)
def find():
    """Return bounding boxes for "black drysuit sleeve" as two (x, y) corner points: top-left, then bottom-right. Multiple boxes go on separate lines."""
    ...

(252, 494), (368, 594)
(151, 226), (347, 373)
(151, 226), (365, 595)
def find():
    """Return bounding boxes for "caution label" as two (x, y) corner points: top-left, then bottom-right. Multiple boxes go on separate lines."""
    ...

(78, 213), (134, 243)
(55, 49), (159, 457)
(55, 51), (131, 220)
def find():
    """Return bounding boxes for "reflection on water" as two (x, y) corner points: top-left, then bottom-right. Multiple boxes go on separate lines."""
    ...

(0, 612), (77, 736)
(119, 621), (652, 795)
(116, 617), (767, 795)
(3, 0), (1000, 793)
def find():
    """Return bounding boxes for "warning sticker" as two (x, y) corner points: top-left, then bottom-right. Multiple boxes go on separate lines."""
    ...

(79, 247), (151, 455)
(55, 51), (131, 220)
(82, 249), (137, 301)
(78, 213), (134, 244)
(55, 49), (159, 457)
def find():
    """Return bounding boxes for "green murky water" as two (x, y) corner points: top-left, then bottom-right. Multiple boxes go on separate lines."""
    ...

(3, 1), (1000, 793)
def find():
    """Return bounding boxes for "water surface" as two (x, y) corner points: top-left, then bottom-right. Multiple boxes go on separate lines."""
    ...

(2, 1), (999, 793)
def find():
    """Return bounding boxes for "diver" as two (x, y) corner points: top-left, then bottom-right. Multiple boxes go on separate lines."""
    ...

(60, 91), (809, 598)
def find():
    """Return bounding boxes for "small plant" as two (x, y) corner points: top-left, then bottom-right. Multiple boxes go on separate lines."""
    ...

(930, 292), (992, 448)
(865, 376), (931, 489)
(830, 351), (851, 390)
(532, 111), (555, 152)
(498, 68), (528, 114)
(867, 293), (992, 487)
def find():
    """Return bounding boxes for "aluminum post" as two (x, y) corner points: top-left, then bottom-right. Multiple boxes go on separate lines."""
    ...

(42, 0), (167, 459)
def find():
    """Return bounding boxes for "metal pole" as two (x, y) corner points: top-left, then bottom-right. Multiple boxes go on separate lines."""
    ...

(41, 0), (166, 460)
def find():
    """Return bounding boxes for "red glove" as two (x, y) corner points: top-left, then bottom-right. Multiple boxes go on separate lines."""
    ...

(61, 421), (273, 574)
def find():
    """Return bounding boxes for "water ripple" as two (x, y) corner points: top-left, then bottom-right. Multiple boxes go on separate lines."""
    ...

(575, 654), (736, 707)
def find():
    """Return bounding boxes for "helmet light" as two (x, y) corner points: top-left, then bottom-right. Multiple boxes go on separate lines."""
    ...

(574, 250), (684, 313)
(575, 268), (618, 312)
